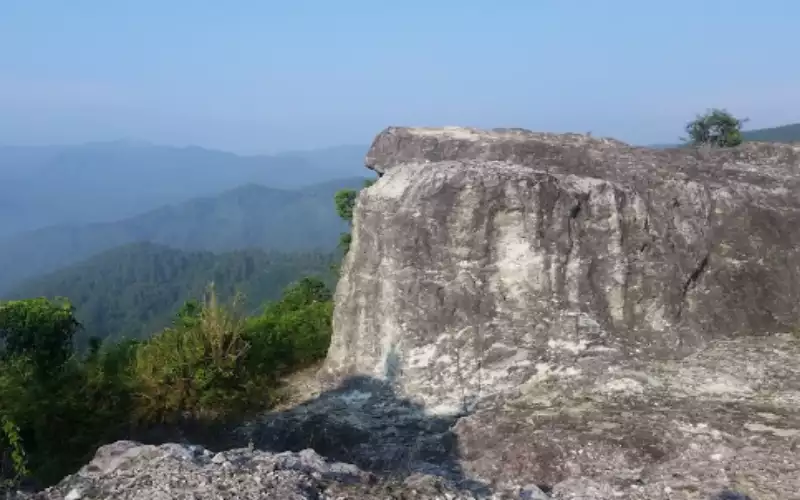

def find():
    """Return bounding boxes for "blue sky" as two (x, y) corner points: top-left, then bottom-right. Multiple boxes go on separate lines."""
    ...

(1, 1), (797, 153)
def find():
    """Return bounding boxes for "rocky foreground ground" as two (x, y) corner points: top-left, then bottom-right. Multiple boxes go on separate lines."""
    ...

(15, 335), (797, 499)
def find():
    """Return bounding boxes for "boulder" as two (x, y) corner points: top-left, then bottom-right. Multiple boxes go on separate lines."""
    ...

(324, 126), (800, 411)
(316, 127), (800, 497)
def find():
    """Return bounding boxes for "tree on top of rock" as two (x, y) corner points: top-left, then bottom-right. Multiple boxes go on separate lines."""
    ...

(683, 108), (748, 148)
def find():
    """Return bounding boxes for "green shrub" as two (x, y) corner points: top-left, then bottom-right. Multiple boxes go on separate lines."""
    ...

(1, 410), (30, 488)
(245, 277), (333, 373)
(131, 286), (271, 424)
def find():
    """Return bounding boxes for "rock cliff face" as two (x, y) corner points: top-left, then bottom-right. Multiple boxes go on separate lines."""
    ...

(323, 126), (800, 412)
(313, 127), (800, 497)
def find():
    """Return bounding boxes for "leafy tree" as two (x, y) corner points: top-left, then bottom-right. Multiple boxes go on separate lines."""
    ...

(337, 233), (353, 255)
(278, 277), (333, 309)
(334, 179), (376, 256)
(684, 108), (748, 148)
(0, 345), (124, 486)
(334, 189), (358, 222)
(0, 298), (80, 375)
(1, 414), (30, 488)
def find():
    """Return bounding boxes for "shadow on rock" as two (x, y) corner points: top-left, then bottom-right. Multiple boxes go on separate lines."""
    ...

(235, 374), (490, 494)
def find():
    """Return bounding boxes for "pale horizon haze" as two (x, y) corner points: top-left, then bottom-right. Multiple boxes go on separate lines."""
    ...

(1, 0), (798, 154)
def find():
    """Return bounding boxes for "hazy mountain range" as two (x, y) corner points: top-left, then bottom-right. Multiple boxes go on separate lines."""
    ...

(0, 141), (369, 237)
(0, 177), (368, 294)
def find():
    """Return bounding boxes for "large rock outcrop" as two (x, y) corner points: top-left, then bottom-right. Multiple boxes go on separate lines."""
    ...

(324, 127), (800, 411)
(314, 127), (800, 497)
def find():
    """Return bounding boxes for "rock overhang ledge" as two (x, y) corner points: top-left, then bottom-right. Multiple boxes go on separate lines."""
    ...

(364, 125), (632, 175)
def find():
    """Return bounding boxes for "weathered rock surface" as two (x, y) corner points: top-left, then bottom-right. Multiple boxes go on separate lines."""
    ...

(15, 440), (545, 499)
(24, 441), (372, 500)
(326, 126), (800, 410)
(456, 334), (800, 498)
(315, 127), (800, 497)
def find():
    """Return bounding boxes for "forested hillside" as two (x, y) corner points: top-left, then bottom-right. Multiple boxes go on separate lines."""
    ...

(0, 177), (366, 294)
(741, 123), (800, 143)
(0, 141), (368, 236)
(4, 242), (338, 344)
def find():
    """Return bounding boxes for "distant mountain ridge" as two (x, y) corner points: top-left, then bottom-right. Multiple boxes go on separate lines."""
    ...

(4, 242), (337, 343)
(0, 141), (369, 236)
(741, 123), (800, 143)
(0, 177), (368, 294)
(648, 122), (800, 149)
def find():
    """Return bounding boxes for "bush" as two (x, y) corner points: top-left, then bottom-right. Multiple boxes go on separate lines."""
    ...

(245, 277), (333, 373)
(131, 286), (272, 425)
(0, 352), (132, 487)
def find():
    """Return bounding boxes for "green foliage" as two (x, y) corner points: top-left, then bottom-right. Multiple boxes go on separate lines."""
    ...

(684, 108), (748, 148)
(334, 189), (358, 222)
(174, 299), (202, 329)
(334, 179), (375, 223)
(279, 276), (334, 308)
(334, 178), (376, 258)
(0, 353), (122, 486)
(131, 286), (268, 424)
(245, 277), (334, 373)
(0, 298), (80, 377)
(1, 415), (29, 488)
(338, 233), (353, 255)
